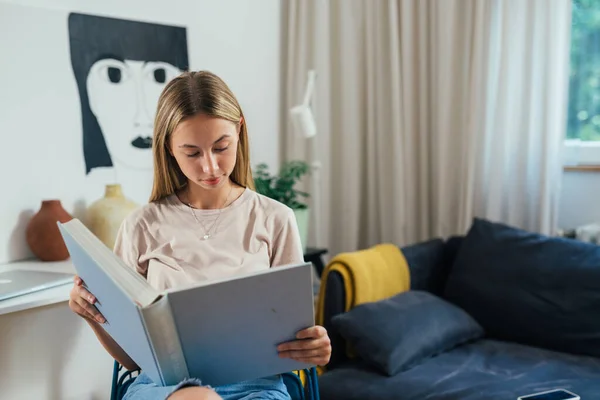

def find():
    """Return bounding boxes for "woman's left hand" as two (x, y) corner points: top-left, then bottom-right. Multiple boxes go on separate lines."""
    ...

(277, 325), (332, 366)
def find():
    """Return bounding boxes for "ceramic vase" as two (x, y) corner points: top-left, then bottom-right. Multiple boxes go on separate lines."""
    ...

(86, 184), (139, 250)
(26, 200), (73, 261)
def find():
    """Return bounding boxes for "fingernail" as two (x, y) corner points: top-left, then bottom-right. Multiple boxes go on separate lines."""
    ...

(89, 296), (95, 303)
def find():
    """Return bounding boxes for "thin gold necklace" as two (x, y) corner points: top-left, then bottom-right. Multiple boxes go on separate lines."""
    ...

(185, 184), (233, 240)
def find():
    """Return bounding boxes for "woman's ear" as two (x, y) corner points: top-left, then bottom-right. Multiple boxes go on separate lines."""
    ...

(238, 117), (244, 134)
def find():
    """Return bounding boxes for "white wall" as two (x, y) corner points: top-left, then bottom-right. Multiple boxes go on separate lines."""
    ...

(0, 0), (283, 264)
(558, 171), (600, 230)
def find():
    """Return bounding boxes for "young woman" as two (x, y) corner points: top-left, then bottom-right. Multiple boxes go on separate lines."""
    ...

(68, 70), (331, 400)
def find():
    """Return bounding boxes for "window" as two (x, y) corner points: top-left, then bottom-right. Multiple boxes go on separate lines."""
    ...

(565, 0), (600, 166)
(567, 0), (600, 141)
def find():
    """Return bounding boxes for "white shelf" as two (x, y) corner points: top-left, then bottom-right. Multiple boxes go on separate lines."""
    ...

(0, 259), (75, 316)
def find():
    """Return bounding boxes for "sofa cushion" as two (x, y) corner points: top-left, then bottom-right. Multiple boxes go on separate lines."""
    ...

(444, 218), (600, 358)
(331, 290), (484, 376)
(401, 238), (449, 295)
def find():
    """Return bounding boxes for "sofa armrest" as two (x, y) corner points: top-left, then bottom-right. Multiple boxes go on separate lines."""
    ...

(321, 270), (347, 370)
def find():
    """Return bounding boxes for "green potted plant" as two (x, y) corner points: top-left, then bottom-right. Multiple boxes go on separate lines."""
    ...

(253, 160), (311, 251)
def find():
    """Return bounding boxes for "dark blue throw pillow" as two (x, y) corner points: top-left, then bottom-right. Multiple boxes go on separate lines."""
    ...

(444, 218), (600, 358)
(331, 290), (484, 376)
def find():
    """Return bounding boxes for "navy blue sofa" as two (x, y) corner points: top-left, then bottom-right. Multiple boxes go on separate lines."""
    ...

(318, 218), (600, 400)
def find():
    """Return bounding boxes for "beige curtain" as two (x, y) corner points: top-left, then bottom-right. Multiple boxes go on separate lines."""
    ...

(282, 0), (571, 258)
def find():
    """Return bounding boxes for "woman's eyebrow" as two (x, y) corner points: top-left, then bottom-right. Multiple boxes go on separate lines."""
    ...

(213, 134), (230, 144)
(178, 134), (231, 148)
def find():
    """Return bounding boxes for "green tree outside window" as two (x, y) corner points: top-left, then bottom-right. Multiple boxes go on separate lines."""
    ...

(567, 0), (600, 141)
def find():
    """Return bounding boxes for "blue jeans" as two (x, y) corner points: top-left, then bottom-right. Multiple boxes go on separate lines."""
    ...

(123, 372), (291, 400)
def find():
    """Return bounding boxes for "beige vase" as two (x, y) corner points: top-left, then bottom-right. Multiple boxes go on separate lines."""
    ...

(86, 184), (139, 250)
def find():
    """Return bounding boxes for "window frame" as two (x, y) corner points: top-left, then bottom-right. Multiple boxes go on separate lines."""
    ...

(563, 139), (600, 167)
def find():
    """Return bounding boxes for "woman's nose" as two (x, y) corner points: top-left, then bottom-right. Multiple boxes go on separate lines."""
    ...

(200, 154), (218, 174)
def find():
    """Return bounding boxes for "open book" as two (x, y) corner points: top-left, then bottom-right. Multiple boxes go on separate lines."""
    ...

(57, 219), (315, 387)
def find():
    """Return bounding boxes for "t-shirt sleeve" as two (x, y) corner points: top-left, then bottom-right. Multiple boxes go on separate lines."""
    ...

(270, 207), (305, 267)
(113, 217), (149, 278)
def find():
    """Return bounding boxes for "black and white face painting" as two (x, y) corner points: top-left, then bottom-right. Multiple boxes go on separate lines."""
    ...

(86, 58), (181, 169)
(68, 13), (189, 174)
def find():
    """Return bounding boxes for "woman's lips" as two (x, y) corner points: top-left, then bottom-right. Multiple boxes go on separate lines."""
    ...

(203, 177), (221, 185)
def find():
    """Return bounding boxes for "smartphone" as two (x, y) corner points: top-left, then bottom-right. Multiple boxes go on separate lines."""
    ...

(517, 389), (580, 400)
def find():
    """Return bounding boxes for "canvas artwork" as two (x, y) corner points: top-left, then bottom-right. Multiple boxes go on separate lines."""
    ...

(68, 12), (189, 177)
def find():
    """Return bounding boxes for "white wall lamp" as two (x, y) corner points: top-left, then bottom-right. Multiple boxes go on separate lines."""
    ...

(289, 70), (321, 248)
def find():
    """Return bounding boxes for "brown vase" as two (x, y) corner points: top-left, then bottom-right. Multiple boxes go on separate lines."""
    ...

(26, 200), (73, 261)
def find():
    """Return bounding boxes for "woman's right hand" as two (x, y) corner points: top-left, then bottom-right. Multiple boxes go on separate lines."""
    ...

(69, 275), (106, 324)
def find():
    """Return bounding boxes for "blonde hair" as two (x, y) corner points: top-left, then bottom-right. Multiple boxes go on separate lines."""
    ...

(149, 70), (254, 203)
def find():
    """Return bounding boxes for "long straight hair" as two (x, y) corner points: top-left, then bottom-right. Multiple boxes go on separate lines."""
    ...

(149, 71), (254, 203)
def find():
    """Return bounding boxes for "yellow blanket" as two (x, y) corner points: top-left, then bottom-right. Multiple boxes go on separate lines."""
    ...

(316, 243), (410, 326)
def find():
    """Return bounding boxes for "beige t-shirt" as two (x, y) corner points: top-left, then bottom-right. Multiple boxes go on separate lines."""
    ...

(113, 188), (304, 291)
